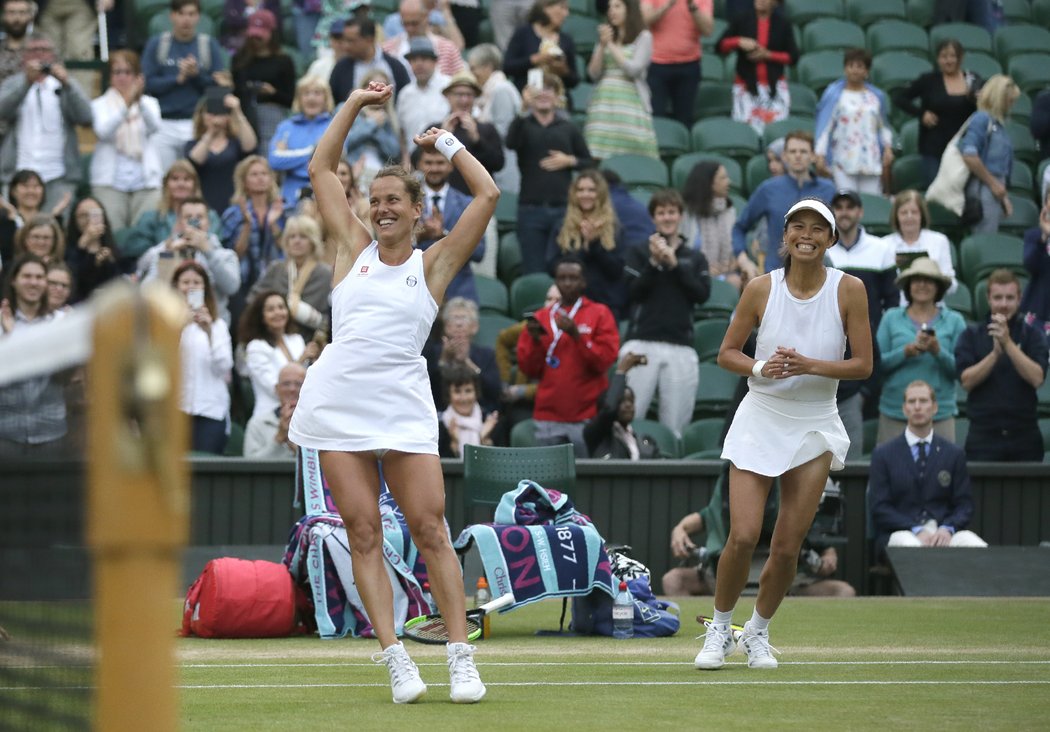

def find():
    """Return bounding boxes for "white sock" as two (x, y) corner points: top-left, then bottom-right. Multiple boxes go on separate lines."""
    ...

(712, 608), (734, 627)
(748, 609), (771, 633)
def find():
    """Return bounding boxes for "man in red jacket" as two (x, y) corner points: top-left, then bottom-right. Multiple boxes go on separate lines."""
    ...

(516, 256), (620, 456)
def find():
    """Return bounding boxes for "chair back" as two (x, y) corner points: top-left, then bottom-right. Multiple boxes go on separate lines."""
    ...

(462, 444), (576, 527)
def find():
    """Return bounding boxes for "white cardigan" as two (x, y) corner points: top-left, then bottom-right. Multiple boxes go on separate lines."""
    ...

(883, 229), (959, 305)
(89, 92), (164, 190)
(179, 319), (233, 421)
(245, 334), (306, 420)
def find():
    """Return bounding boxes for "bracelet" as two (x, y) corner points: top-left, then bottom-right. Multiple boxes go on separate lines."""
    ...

(435, 131), (465, 162)
(752, 360), (766, 378)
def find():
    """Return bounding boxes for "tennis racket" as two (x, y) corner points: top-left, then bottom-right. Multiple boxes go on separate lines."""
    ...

(403, 593), (515, 645)
(697, 615), (745, 641)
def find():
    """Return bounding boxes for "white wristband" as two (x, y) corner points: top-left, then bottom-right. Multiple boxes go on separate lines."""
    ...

(752, 360), (766, 379)
(435, 131), (465, 162)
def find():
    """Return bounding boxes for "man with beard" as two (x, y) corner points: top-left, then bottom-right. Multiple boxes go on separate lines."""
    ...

(0, 0), (34, 87)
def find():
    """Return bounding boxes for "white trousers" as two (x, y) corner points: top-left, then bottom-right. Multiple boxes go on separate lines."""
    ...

(830, 166), (883, 196)
(620, 339), (699, 438)
(154, 118), (195, 176)
(888, 520), (988, 548)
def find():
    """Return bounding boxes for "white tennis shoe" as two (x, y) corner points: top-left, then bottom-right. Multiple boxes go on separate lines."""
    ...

(740, 622), (780, 669)
(694, 621), (736, 670)
(447, 642), (486, 703)
(373, 642), (427, 703)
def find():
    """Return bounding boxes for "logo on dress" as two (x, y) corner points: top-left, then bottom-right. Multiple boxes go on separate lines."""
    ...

(358, 265), (369, 277)
(406, 275), (418, 287)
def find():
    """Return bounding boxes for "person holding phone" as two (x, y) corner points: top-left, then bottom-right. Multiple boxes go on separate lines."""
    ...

(64, 197), (121, 302)
(287, 81), (500, 704)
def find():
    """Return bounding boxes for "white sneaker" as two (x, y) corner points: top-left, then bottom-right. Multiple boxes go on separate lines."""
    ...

(447, 642), (486, 703)
(694, 621), (736, 670)
(740, 622), (780, 669)
(372, 642), (427, 703)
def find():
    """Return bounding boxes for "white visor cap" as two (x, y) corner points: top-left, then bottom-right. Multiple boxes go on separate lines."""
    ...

(783, 198), (838, 242)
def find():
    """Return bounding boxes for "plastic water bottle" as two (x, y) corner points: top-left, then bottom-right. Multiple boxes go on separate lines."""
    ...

(612, 581), (633, 640)
(475, 577), (492, 639)
(421, 581), (434, 612)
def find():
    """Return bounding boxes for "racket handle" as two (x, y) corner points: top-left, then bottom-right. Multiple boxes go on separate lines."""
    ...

(480, 592), (515, 614)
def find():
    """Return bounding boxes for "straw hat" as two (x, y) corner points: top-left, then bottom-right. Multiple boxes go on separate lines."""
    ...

(443, 70), (483, 96)
(896, 256), (951, 301)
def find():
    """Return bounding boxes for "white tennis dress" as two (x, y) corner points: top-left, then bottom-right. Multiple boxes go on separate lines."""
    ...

(289, 242), (440, 454)
(721, 267), (851, 475)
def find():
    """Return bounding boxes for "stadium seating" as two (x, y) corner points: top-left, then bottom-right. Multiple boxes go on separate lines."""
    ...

(962, 51), (1002, 80)
(694, 363), (740, 418)
(761, 116), (816, 148)
(959, 234), (1025, 288)
(994, 25), (1050, 66)
(694, 81), (734, 120)
(671, 152), (742, 193)
(633, 419), (682, 458)
(691, 118), (762, 166)
(801, 19), (865, 54)
(475, 275), (510, 316)
(692, 318), (730, 363)
(1008, 53), (1050, 96)
(1000, 195), (1040, 237)
(1035, 0), (1050, 27)
(681, 418), (724, 457)
(497, 232), (523, 286)
(1000, 0), (1032, 22)
(1009, 164), (1034, 199)
(148, 12), (217, 36)
(510, 273), (555, 320)
(701, 54), (726, 83)
(845, 0), (906, 27)
(942, 280), (974, 321)
(797, 51), (845, 93)
(905, 0), (935, 27)
(786, 83), (820, 119)
(787, 0), (843, 25)
(494, 190), (518, 236)
(745, 153), (771, 194)
(462, 444), (575, 525)
(955, 381), (968, 418)
(897, 117), (920, 156)
(702, 18), (727, 54)
(890, 154), (925, 194)
(509, 419), (538, 447)
(475, 312), (517, 351)
(928, 23), (993, 55)
(859, 193), (893, 236)
(866, 20), (929, 58)
(601, 155), (669, 190)
(652, 117), (691, 161)
(569, 82), (594, 114)
(871, 52), (933, 93)
(562, 15), (599, 56)
(1011, 92), (1032, 127)
(695, 278), (740, 320)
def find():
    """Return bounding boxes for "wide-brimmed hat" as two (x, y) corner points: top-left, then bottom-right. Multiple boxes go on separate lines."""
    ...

(443, 70), (482, 96)
(896, 256), (951, 301)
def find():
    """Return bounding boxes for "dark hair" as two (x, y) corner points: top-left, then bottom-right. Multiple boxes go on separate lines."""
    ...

(171, 260), (218, 320)
(843, 47), (872, 69)
(4, 254), (49, 314)
(648, 188), (684, 216)
(345, 15), (376, 39)
(238, 290), (294, 346)
(178, 196), (209, 214)
(934, 37), (964, 60)
(682, 160), (722, 217)
(8, 169), (44, 208)
(778, 196), (834, 275)
(600, 168), (622, 186)
(614, 0), (645, 45)
(901, 274), (949, 305)
(553, 252), (585, 274)
(232, 28), (285, 70)
(441, 361), (480, 401)
(169, 0), (200, 12)
(66, 197), (117, 259)
(527, 0), (567, 27)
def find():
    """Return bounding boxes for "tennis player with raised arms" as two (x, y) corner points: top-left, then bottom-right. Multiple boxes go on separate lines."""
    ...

(288, 81), (500, 704)
(695, 198), (872, 670)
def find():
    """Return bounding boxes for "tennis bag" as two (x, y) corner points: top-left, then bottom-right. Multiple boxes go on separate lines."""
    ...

(180, 558), (309, 638)
(570, 575), (680, 638)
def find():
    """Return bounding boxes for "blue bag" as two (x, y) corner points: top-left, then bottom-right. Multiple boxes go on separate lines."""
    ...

(570, 576), (680, 638)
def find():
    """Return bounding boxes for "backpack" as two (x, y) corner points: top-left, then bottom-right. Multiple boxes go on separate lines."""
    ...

(180, 558), (309, 638)
(156, 31), (212, 71)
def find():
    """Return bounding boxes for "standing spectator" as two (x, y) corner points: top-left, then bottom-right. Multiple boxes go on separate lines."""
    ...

(249, 214), (333, 334)
(268, 75), (334, 206)
(426, 71), (504, 195)
(892, 38), (981, 187)
(601, 169), (654, 250)
(469, 43), (521, 195)
(814, 48), (894, 196)
(546, 169), (628, 319)
(219, 0), (282, 54)
(142, 0), (229, 174)
(243, 360), (304, 458)
(13, 214), (64, 265)
(585, 0), (658, 161)
(90, 50), (164, 231)
(185, 92), (259, 214)
(0, 170), (68, 269)
(641, 0), (713, 127)
(231, 9), (297, 154)
(1021, 189), (1050, 338)
(329, 16), (412, 102)
(960, 74), (1019, 235)
(448, 0), (481, 49)
(0, 34), (92, 215)
(956, 269), (1048, 461)
(489, 0), (532, 52)
(0, 0), (36, 88)
(305, 18), (349, 84)
(516, 255), (620, 456)
(621, 188), (710, 437)
(172, 260), (234, 455)
(123, 160), (222, 261)
(732, 130), (835, 274)
(505, 73), (593, 274)
(503, 0), (578, 94)
(382, 0), (465, 78)
(883, 190), (958, 303)
(346, 69), (404, 183)
(397, 37), (451, 154)
(682, 160), (742, 290)
(64, 198), (120, 302)
(35, 0), (95, 92)
(716, 0), (798, 135)
(876, 258), (965, 445)
(383, 0), (467, 51)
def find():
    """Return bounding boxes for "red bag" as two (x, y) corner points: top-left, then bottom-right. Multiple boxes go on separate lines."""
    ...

(180, 558), (308, 638)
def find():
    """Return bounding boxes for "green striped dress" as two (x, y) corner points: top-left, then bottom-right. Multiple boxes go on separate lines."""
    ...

(584, 41), (660, 161)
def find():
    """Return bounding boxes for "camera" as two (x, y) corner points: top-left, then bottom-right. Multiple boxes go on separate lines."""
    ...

(802, 549), (822, 574)
(920, 322), (933, 335)
(297, 186), (314, 201)
(40, 63), (52, 76)
(187, 216), (202, 229)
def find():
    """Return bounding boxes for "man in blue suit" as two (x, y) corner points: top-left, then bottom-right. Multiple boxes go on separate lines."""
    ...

(412, 144), (485, 303)
(869, 380), (986, 560)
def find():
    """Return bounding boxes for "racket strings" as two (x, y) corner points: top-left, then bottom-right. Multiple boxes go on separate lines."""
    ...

(404, 616), (482, 643)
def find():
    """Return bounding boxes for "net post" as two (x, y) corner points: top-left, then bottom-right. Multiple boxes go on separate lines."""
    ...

(86, 283), (189, 732)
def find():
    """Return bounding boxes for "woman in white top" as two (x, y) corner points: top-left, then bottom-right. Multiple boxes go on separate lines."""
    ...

(883, 190), (958, 304)
(172, 261), (233, 455)
(696, 198), (872, 671)
(287, 81), (499, 704)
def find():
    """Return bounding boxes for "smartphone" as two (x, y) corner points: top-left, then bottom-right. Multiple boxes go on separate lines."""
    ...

(187, 289), (205, 310)
(205, 86), (228, 115)
(187, 216), (202, 230)
(527, 68), (544, 90)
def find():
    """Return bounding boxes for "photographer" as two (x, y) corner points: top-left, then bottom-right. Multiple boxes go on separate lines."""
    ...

(583, 351), (662, 459)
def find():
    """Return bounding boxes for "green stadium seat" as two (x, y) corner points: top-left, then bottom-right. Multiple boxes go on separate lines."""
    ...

(859, 193), (893, 235)
(999, 0), (1032, 22)
(224, 421), (244, 457)
(652, 116), (691, 161)
(509, 273), (555, 320)
(1011, 92), (1032, 127)
(681, 418), (725, 456)
(761, 116), (815, 148)
(1008, 53), (1050, 96)
(890, 154), (925, 194)
(569, 0), (596, 17)
(694, 363), (740, 419)
(628, 187), (652, 208)
(1035, 0), (1050, 27)
(690, 118), (762, 165)
(692, 318), (730, 362)
(846, 0), (906, 27)
(695, 278), (740, 319)
(1000, 194), (1040, 237)
(745, 153), (772, 195)
(862, 418), (878, 456)
(962, 51), (1002, 80)
(787, 0), (845, 24)
(929, 23), (993, 56)
(701, 54), (726, 82)
(1008, 163), (1034, 199)
(797, 51), (845, 93)
(562, 15), (599, 56)
(475, 312), (518, 351)
(693, 82), (734, 121)
(475, 275), (510, 316)
(494, 190), (518, 236)
(801, 19), (865, 54)
(509, 418), (538, 447)
(871, 52), (933, 93)
(995, 25), (1050, 66)
(942, 280), (973, 321)
(200, 0), (224, 22)
(632, 418), (681, 458)
(866, 20), (929, 58)
(601, 154), (668, 190)
(497, 232), (523, 286)
(927, 201), (967, 245)
(955, 381), (968, 418)
(569, 82), (594, 113)
(787, 83), (819, 118)
(897, 117), (919, 156)
(905, 0), (936, 28)
(702, 17), (727, 54)
(671, 152), (743, 193)
(959, 234), (1025, 288)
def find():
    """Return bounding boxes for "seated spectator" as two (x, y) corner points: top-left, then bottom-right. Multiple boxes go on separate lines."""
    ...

(601, 169), (654, 251)
(185, 91), (259, 214)
(382, 0), (465, 78)
(716, 0), (798, 135)
(231, 9), (297, 154)
(892, 38), (981, 187)
(220, 0), (282, 55)
(0, 254), (67, 455)
(269, 74), (335, 206)
(621, 188), (710, 437)
(1021, 189), (1050, 338)
(398, 37), (452, 155)
(869, 380), (987, 559)
(503, 0), (578, 94)
(426, 71), (504, 195)
(346, 70), (404, 184)
(249, 214), (333, 335)
(137, 197), (241, 323)
(45, 261), (73, 313)
(90, 50), (164, 231)
(123, 160), (222, 261)
(243, 360), (305, 458)
(412, 144), (484, 302)
(495, 282), (560, 430)
(0, 33), (92, 216)
(876, 258), (965, 445)
(329, 16), (412, 102)
(641, 0), (712, 128)
(13, 213), (63, 266)
(425, 296), (502, 412)
(960, 75), (1020, 235)
(64, 198), (121, 302)
(468, 43), (521, 194)
(584, 0), (657, 161)
(682, 160), (742, 290)
(814, 48), (894, 196)
(172, 260), (234, 454)
(583, 351), (662, 459)
(546, 170), (627, 319)
(438, 362), (501, 458)
(883, 190), (958, 304)
(956, 269), (1048, 461)
(516, 255), (619, 456)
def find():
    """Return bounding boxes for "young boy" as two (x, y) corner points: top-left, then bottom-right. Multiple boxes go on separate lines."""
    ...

(814, 47), (894, 195)
(438, 362), (500, 458)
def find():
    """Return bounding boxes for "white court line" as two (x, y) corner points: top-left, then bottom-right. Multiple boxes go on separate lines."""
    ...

(180, 660), (1050, 668)
(173, 680), (1050, 690)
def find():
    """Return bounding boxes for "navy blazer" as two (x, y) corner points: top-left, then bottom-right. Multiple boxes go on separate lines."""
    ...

(868, 433), (974, 555)
(415, 185), (485, 303)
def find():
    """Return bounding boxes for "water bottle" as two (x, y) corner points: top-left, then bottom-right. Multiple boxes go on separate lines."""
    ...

(612, 581), (633, 640)
(421, 581), (434, 612)
(475, 577), (492, 639)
